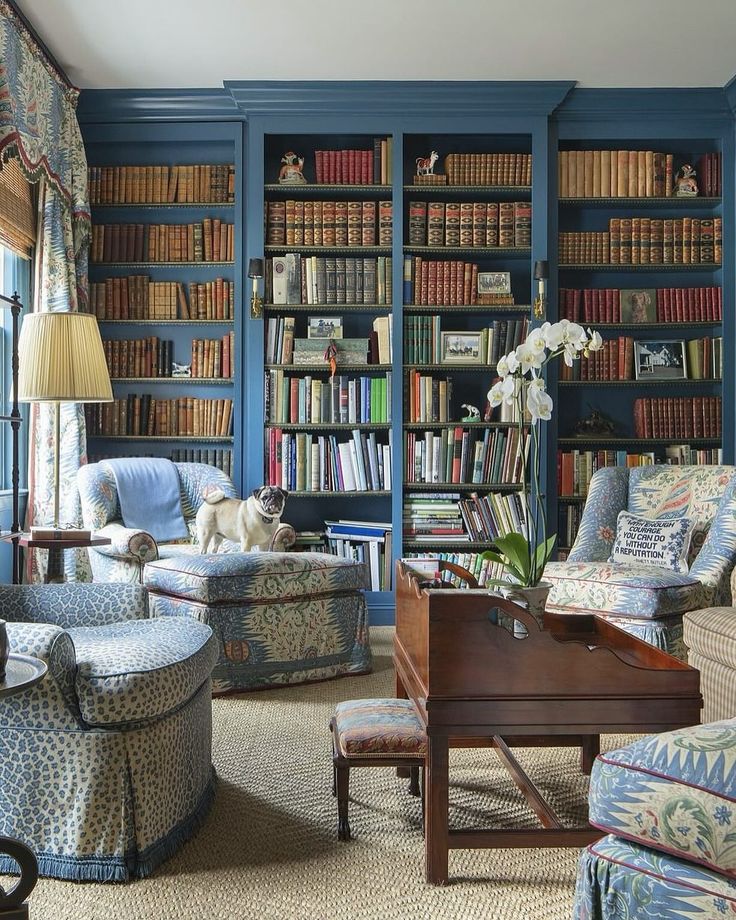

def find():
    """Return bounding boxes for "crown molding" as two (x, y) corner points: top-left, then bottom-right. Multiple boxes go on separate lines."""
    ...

(224, 80), (576, 117)
(557, 87), (732, 127)
(724, 74), (736, 115)
(77, 88), (239, 123)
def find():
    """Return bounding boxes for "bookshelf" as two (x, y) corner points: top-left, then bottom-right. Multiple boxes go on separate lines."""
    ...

(83, 121), (241, 481)
(77, 82), (735, 622)
(556, 133), (727, 552)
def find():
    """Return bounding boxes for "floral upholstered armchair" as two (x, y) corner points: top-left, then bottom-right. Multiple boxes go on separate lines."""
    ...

(544, 465), (736, 659)
(78, 461), (296, 583)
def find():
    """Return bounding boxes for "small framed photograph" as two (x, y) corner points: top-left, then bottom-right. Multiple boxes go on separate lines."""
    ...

(307, 317), (343, 339)
(440, 331), (483, 364)
(478, 271), (511, 295)
(620, 289), (657, 324)
(634, 340), (687, 380)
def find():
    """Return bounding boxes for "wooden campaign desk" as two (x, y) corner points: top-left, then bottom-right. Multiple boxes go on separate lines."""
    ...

(393, 562), (702, 885)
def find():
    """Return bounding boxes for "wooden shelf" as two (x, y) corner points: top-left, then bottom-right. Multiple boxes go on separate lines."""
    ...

(264, 303), (391, 313)
(111, 377), (233, 385)
(288, 490), (391, 497)
(265, 363), (391, 372)
(560, 263), (721, 271)
(404, 304), (531, 313)
(403, 185), (531, 194)
(404, 482), (522, 492)
(557, 436), (721, 445)
(264, 245), (391, 254)
(404, 246), (531, 256)
(98, 319), (234, 325)
(265, 422), (390, 431)
(91, 261), (234, 267)
(578, 321), (721, 330)
(559, 197), (721, 208)
(402, 363), (496, 371)
(264, 183), (392, 193)
(559, 378), (721, 386)
(87, 435), (233, 442)
(404, 421), (522, 430)
(91, 201), (234, 209)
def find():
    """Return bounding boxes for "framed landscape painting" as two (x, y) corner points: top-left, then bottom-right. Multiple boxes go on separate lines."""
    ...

(634, 340), (687, 380)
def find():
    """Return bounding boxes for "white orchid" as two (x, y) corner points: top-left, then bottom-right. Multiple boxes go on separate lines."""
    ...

(585, 329), (603, 353)
(487, 380), (505, 407)
(528, 389), (553, 421)
(514, 341), (544, 374)
(499, 375), (518, 405)
(562, 321), (587, 347)
(540, 321), (566, 351)
(525, 327), (547, 358)
(495, 354), (511, 378)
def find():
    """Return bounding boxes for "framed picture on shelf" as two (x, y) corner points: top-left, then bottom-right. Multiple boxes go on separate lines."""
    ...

(478, 271), (511, 295)
(440, 331), (483, 364)
(621, 289), (657, 324)
(634, 340), (687, 380)
(308, 317), (343, 339)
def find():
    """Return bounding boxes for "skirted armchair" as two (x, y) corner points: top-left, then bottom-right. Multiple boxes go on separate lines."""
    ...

(0, 583), (218, 881)
(544, 465), (736, 659)
(77, 461), (296, 583)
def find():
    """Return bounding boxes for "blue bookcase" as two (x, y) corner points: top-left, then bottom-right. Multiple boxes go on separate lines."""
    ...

(77, 82), (735, 624)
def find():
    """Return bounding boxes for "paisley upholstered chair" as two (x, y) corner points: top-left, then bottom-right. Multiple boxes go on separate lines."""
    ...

(77, 461), (295, 583)
(0, 583), (218, 881)
(544, 465), (736, 659)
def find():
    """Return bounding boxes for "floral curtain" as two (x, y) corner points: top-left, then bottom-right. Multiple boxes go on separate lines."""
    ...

(0, 0), (92, 580)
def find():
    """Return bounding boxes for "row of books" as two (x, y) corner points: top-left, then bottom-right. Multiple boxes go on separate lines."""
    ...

(265, 316), (391, 366)
(442, 153), (532, 187)
(633, 396), (721, 438)
(313, 139), (392, 185)
(403, 258), (481, 306)
(403, 494), (463, 541)
(405, 427), (527, 485)
(696, 153), (722, 197)
(265, 200), (392, 247)
(89, 277), (235, 321)
(559, 450), (658, 497)
(88, 448), (234, 479)
(190, 334), (235, 379)
(407, 200), (531, 248)
(264, 371), (392, 425)
(404, 491), (529, 544)
(323, 519), (393, 591)
(103, 337), (174, 379)
(559, 287), (722, 324)
(85, 397), (234, 438)
(559, 217), (722, 265)
(561, 337), (634, 381)
(401, 552), (506, 589)
(90, 222), (235, 263)
(406, 373), (452, 423)
(88, 164), (235, 205)
(559, 150), (677, 198)
(404, 316), (528, 366)
(265, 254), (392, 305)
(265, 429), (392, 492)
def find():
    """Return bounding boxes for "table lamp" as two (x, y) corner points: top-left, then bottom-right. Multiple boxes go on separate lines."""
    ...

(18, 311), (113, 534)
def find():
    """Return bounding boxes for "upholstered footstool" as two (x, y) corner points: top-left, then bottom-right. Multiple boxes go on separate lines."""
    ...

(684, 607), (736, 722)
(574, 719), (736, 918)
(144, 552), (372, 693)
(330, 698), (426, 841)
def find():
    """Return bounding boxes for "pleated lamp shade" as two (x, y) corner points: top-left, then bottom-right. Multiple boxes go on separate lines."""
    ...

(18, 312), (113, 403)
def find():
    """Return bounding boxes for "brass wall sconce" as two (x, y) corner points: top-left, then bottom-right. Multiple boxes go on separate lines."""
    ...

(248, 258), (264, 319)
(533, 260), (548, 319)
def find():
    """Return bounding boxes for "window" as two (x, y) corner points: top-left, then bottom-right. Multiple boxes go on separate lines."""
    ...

(0, 243), (30, 492)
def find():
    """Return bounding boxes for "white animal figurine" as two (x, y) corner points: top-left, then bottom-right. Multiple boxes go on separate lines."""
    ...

(415, 151), (439, 176)
(196, 486), (288, 553)
(461, 404), (481, 422)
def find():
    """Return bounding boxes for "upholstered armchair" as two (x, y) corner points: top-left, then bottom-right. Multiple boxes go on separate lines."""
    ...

(77, 460), (296, 583)
(0, 583), (218, 881)
(544, 465), (736, 659)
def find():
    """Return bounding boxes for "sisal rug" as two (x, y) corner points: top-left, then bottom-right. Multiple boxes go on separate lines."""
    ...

(5, 627), (634, 920)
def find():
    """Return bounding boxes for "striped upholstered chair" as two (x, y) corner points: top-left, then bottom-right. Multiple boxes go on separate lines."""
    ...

(544, 465), (736, 659)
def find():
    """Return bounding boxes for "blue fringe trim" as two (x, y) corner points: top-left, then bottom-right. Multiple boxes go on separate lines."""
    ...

(0, 770), (216, 883)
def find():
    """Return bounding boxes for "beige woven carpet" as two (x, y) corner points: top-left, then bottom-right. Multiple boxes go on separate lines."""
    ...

(6, 627), (634, 920)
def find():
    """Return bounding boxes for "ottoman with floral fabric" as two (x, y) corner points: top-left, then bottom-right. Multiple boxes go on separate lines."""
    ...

(144, 552), (372, 692)
(574, 719), (736, 918)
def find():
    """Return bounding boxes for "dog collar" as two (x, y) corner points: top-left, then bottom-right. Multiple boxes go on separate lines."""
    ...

(260, 514), (274, 524)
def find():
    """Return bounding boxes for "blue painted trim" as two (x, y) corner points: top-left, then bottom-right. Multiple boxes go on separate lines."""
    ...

(225, 80), (576, 116)
(77, 89), (239, 123)
(725, 75), (736, 114)
(557, 88), (732, 125)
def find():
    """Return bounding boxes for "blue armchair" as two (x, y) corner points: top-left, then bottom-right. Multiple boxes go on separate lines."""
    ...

(0, 583), (218, 881)
(544, 465), (736, 658)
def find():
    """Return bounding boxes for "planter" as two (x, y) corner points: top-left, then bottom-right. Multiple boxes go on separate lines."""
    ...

(493, 581), (552, 637)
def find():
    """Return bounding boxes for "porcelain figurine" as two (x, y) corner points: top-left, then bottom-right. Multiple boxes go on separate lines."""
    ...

(461, 404), (481, 422)
(278, 151), (307, 185)
(415, 151), (439, 176)
(673, 164), (698, 197)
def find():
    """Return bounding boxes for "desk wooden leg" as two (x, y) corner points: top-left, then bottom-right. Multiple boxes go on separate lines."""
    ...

(580, 734), (600, 775)
(425, 734), (449, 885)
(395, 672), (411, 778)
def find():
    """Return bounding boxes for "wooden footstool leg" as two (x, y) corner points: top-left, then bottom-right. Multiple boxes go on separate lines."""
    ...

(409, 765), (420, 797)
(332, 762), (337, 797)
(336, 763), (351, 841)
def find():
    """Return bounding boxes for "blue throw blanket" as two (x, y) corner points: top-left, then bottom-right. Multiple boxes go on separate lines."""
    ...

(104, 458), (189, 543)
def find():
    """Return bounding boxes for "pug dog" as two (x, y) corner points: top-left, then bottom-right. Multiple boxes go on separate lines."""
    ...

(196, 486), (288, 554)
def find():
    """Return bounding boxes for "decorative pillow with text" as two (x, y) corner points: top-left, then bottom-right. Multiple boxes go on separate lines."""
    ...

(609, 511), (695, 574)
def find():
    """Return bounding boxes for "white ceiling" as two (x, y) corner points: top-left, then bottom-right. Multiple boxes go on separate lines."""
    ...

(15, 0), (736, 90)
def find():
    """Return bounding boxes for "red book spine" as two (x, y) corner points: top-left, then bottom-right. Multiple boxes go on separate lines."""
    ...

(315, 151), (323, 185)
(583, 289), (592, 323)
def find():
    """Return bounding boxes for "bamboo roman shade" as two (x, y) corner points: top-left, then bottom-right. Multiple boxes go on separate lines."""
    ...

(0, 156), (36, 258)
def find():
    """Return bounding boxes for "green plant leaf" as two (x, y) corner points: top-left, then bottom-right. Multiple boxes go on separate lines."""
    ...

(534, 533), (557, 572)
(492, 532), (532, 582)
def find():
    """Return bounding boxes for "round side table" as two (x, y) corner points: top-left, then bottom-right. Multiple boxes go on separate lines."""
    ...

(16, 535), (112, 584)
(1, 654), (47, 920)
